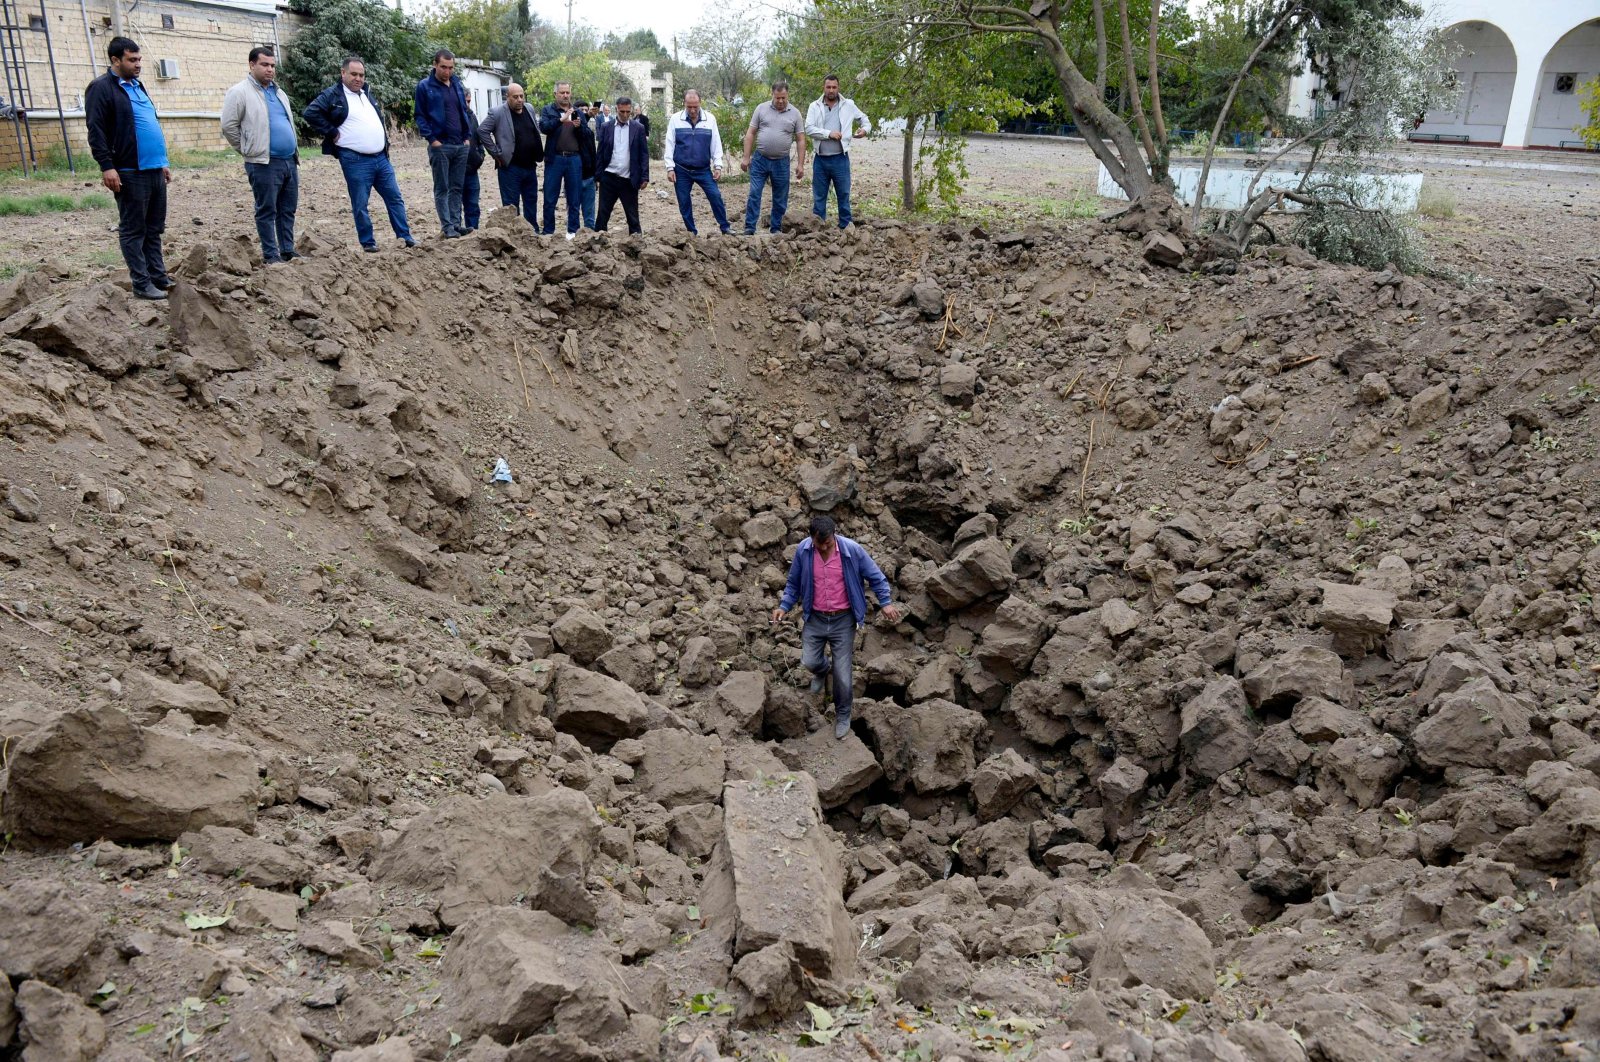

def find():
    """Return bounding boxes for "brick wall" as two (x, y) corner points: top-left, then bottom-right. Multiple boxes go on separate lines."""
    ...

(1, 0), (301, 171)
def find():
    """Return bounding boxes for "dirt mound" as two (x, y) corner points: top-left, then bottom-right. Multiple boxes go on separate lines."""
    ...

(1, 209), (1599, 1062)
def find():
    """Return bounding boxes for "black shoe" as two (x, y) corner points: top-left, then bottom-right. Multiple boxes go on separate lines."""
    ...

(281, 249), (305, 261)
(402, 239), (417, 248)
(442, 231), (462, 240)
(362, 245), (379, 254)
(263, 256), (285, 266)
(132, 283), (167, 300)
(152, 275), (175, 290)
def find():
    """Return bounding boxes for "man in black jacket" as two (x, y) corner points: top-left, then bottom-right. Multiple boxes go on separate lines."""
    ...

(595, 97), (649, 235)
(84, 36), (171, 299)
(537, 82), (595, 238)
(302, 55), (415, 253)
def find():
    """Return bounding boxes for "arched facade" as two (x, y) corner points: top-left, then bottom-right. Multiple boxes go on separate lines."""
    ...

(1415, 21), (1518, 143)
(1426, 1), (1600, 148)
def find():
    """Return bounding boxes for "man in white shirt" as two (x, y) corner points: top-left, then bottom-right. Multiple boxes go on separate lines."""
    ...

(804, 74), (871, 230)
(595, 96), (649, 234)
(304, 55), (416, 251)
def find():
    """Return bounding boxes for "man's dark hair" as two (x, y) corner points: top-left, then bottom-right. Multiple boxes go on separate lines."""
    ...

(809, 515), (836, 542)
(342, 55), (365, 70)
(615, 96), (632, 106)
(823, 73), (840, 84)
(771, 80), (789, 92)
(107, 36), (138, 60)
(432, 48), (455, 63)
(248, 46), (275, 63)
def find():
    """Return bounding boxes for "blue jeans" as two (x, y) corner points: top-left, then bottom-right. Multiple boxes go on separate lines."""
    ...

(245, 156), (298, 261)
(812, 153), (852, 228)
(542, 153), (582, 234)
(582, 176), (597, 228)
(338, 150), (411, 248)
(497, 163), (539, 226)
(113, 167), (167, 287)
(427, 142), (469, 235)
(672, 165), (729, 234)
(464, 168), (480, 230)
(802, 612), (856, 717)
(744, 153), (791, 234)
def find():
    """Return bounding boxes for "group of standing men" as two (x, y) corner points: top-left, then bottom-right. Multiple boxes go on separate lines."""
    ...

(85, 35), (874, 300)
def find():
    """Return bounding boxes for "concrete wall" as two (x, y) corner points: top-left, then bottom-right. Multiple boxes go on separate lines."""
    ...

(0, 0), (289, 170)
(1415, 21), (1517, 143)
(1529, 21), (1600, 147)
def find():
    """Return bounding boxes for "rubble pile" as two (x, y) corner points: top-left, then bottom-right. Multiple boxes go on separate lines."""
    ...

(1, 208), (1598, 1061)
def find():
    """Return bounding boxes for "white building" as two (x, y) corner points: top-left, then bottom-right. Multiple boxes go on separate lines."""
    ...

(611, 58), (672, 121)
(1288, 3), (1600, 149)
(457, 59), (509, 121)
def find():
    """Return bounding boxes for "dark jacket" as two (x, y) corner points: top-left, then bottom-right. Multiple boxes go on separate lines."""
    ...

(477, 102), (544, 167)
(84, 69), (159, 172)
(302, 81), (389, 157)
(464, 103), (484, 172)
(778, 535), (894, 627)
(596, 119), (649, 189)
(413, 72), (471, 144)
(537, 101), (596, 176)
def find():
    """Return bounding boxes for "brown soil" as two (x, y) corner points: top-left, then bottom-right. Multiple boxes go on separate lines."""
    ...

(1, 136), (1599, 1062)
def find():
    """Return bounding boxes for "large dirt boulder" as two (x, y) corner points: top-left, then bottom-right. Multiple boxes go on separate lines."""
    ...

(2, 703), (260, 844)
(7, 283), (148, 378)
(1090, 898), (1215, 1000)
(775, 727), (883, 808)
(124, 670), (232, 726)
(168, 281), (260, 372)
(0, 881), (99, 983)
(179, 825), (315, 889)
(710, 775), (857, 983)
(970, 749), (1041, 821)
(1180, 677), (1256, 780)
(551, 608), (614, 665)
(1413, 677), (1533, 770)
(975, 596), (1051, 683)
(631, 728), (726, 808)
(14, 980), (107, 1062)
(712, 670), (767, 737)
(549, 663), (648, 744)
(1241, 646), (1354, 712)
(862, 698), (985, 794)
(370, 790), (599, 927)
(797, 456), (857, 511)
(926, 538), (1014, 610)
(441, 907), (640, 1053)
(1316, 582), (1397, 657)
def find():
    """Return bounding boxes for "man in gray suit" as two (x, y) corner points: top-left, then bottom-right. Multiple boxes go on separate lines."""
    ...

(477, 83), (543, 227)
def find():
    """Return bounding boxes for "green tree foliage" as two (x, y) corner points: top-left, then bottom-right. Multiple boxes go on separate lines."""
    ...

(681, 10), (767, 102)
(602, 29), (673, 66)
(769, 0), (1026, 213)
(1164, 0), (1295, 138)
(524, 50), (637, 107)
(280, 0), (439, 125)
(425, 0), (559, 74)
(1577, 77), (1600, 150)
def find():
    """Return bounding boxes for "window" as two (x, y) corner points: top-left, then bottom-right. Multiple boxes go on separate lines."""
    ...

(27, 14), (43, 28)
(1554, 73), (1576, 94)
(161, 12), (174, 28)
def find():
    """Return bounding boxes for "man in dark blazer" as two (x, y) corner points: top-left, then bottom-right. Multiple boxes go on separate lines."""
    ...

(595, 96), (649, 235)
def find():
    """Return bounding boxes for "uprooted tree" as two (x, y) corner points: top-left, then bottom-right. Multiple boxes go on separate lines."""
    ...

(912, 0), (1453, 257)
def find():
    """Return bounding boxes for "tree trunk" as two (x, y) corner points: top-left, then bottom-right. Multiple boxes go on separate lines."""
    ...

(902, 122), (915, 212)
(1147, 0), (1167, 166)
(1115, 0), (1156, 165)
(1092, 0), (1107, 98)
(1038, 27), (1155, 205)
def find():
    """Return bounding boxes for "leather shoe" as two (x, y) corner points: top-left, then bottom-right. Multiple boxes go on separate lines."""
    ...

(152, 275), (175, 290)
(132, 284), (167, 300)
(362, 245), (379, 253)
(834, 710), (851, 740)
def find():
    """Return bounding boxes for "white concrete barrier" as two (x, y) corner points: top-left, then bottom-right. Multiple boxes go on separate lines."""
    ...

(1097, 160), (1424, 212)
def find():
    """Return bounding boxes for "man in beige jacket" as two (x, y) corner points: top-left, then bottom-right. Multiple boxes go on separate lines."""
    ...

(221, 48), (301, 264)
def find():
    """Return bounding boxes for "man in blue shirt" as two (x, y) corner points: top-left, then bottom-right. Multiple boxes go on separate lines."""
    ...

(413, 50), (474, 239)
(221, 48), (301, 264)
(83, 36), (171, 300)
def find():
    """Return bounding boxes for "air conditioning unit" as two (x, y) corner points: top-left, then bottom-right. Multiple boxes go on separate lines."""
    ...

(156, 59), (179, 79)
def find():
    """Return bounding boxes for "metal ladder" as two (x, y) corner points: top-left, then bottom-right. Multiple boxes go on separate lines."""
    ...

(0, 0), (75, 174)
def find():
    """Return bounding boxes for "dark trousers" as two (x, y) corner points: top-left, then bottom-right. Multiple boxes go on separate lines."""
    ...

(802, 611), (856, 716)
(113, 168), (167, 288)
(813, 152), (852, 228)
(245, 155), (298, 261)
(497, 162), (539, 226)
(337, 149), (411, 248)
(464, 167), (481, 230)
(672, 165), (729, 234)
(595, 171), (641, 234)
(427, 142), (469, 235)
(542, 153), (583, 234)
(744, 153), (791, 234)
(581, 175), (597, 229)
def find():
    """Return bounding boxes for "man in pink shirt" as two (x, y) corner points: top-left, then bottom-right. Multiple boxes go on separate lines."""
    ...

(772, 515), (900, 739)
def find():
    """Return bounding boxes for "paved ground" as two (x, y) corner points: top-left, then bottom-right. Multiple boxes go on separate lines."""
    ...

(1, 133), (1595, 286)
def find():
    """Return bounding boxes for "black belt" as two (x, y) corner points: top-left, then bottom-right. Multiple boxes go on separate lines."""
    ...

(556, 151), (579, 156)
(760, 153), (788, 160)
(814, 609), (850, 617)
